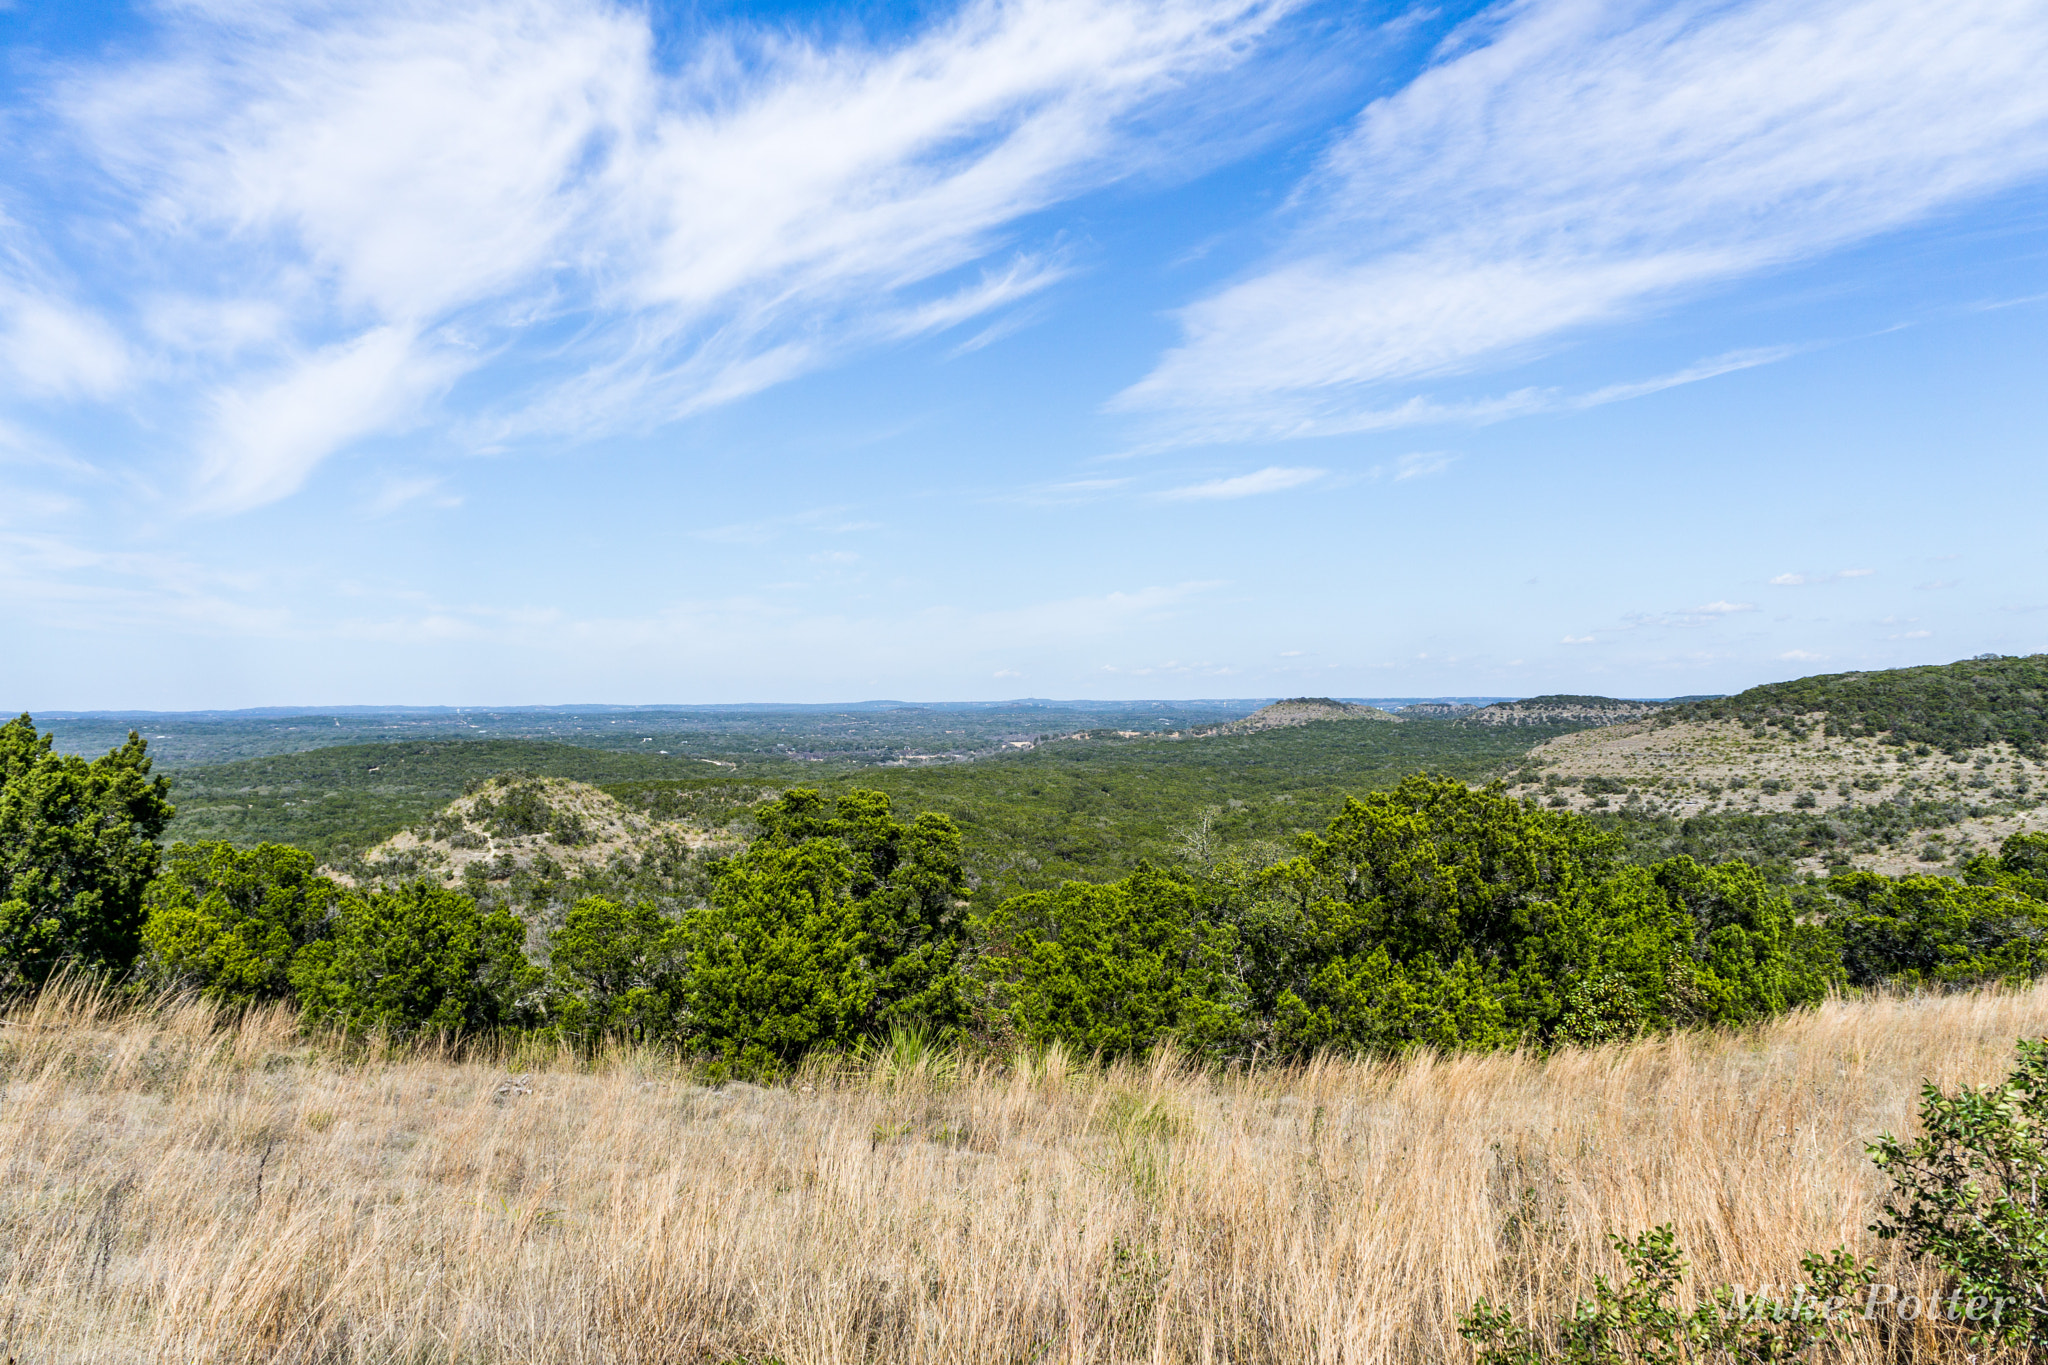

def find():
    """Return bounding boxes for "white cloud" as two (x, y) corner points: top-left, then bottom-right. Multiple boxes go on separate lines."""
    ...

(31, 0), (1295, 510)
(1159, 465), (1324, 500)
(367, 473), (463, 516)
(0, 530), (289, 634)
(1889, 629), (1932, 639)
(1116, 0), (2048, 441)
(0, 287), (131, 400)
(1779, 649), (1827, 661)
(1392, 450), (1455, 480)
(694, 506), (880, 546)
(1771, 569), (1875, 587)
(195, 326), (469, 513)
(1695, 601), (1756, 614)
(1561, 634), (1595, 644)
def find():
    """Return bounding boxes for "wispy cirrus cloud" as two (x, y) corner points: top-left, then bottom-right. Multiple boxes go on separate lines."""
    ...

(1158, 465), (1324, 500)
(1389, 451), (1455, 480)
(4, 0), (1298, 512)
(1771, 569), (1874, 586)
(1115, 0), (2048, 444)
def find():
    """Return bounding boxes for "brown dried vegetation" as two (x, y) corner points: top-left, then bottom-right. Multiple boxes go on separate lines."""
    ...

(4, 981), (2045, 1363)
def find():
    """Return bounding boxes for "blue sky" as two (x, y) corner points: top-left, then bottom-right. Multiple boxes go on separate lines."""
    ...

(3, 0), (2045, 709)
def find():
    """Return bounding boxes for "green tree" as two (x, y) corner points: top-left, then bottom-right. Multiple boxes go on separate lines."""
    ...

(139, 841), (341, 1004)
(679, 789), (969, 1073)
(1646, 857), (1840, 1025)
(289, 882), (536, 1035)
(1828, 869), (2048, 987)
(546, 895), (685, 1042)
(974, 861), (1243, 1056)
(1252, 777), (1650, 1048)
(1962, 831), (2048, 903)
(1200, 782), (1834, 1055)
(749, 789), (970, 1024)
(0, 714), (174, 984)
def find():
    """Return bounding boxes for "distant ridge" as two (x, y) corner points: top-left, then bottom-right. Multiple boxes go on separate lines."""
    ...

(1469, 695), (1670, 728)
(1218, 697), (1402, 733)
(1669, 653), (2048, 756)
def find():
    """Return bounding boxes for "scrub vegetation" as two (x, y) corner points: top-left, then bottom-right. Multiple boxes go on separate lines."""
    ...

(6, 653), (2048, 1359)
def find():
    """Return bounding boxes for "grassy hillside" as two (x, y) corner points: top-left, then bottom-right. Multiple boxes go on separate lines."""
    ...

(1674, 652), (2048, 755)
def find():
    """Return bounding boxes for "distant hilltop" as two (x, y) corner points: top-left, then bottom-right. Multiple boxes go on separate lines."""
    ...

(1218, 697), (1402, 733)
(1468, 695), (1674, 728)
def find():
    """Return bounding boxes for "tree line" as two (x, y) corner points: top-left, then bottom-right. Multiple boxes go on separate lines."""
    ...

(7, 714), (2048, 1073)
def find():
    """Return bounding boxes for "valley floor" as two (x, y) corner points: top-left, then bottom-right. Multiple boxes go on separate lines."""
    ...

(4, 986), (2044, 1362)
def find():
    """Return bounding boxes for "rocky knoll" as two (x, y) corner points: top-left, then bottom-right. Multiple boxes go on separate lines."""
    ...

(1469, 695), (1670, 727)
(1218, 697), (1402, 733)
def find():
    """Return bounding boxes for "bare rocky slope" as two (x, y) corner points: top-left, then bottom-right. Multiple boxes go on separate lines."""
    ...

(332, 775), (728, 888)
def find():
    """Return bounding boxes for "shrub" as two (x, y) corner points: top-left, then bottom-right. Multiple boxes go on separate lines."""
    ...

(139, 841), (341, 1004)
(1869, 1038), (2048, 1351)
(290, 882), (537, 1036)
(1460, 1225), (1873, 1365)
(974, 862), (1243, 1056)
(1827, 870), (2048, 987)
(546, 895), (685, 1042)
(679, 789), (969, 1074)
(0, 715), (173, 984)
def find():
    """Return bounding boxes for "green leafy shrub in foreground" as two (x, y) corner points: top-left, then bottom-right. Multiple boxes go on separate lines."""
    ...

(545, 894), (686, 1043)
(1460, 1225), (1872, 1365)
(1870, 1037), (2048, 1351)
(1827, 865), (2048, 988)
(973, 861), (1244, 1056)
(972, 778), (1844, 1059)
(1467, 1038), (2048, 1362)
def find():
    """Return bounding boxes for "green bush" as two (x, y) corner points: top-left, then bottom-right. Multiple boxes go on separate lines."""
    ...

(139, 841), (340, 1004)
(679, 789), (969, 1074)
(546, 895), (685, 1042)
(0, 715), (173, 984)
(1963, 831), (2048, 902)
(1246, 781), (1832, 1051)
(1870, 1038), (2048, 1352)
(289, 882), (537, 1036)
(974, 862), (1243, 1056)
(1460, 1225), (1872, 1364)
(1827, 870), (2048, 987)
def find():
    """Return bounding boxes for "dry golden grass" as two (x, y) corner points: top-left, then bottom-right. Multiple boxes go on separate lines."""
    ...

(5, 983), (2046, 1364)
